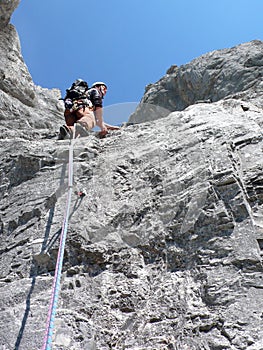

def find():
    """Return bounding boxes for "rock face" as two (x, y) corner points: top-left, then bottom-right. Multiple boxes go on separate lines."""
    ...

(0, 0), (20, 29)
(129, 40), (263, 123)
(0, 0), (64, 140)
(1, 3), (263, 350)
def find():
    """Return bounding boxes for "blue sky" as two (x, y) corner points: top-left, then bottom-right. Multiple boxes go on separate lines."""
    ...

(11, 0), (262, 124)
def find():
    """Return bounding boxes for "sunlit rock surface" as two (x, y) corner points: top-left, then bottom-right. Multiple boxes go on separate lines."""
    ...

(1, 2), (263, 349)
(129, 40), (263, 123)
(0, 0), (64, 139)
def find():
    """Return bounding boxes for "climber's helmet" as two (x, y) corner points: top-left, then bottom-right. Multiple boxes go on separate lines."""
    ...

(91, 82), (107, 96)
(91, 82), (107, 89)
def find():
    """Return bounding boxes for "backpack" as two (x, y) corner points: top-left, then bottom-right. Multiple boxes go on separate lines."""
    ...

(64, 79), (89, 101)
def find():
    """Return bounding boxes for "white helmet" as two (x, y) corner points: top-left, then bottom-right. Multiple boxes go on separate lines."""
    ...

(91, 81), (107, 89)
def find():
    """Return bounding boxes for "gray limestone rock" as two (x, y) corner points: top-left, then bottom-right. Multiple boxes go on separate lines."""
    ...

(1, 2), (263, 350)
(129, 40), (263, 123)
(0, 0), (20, 29)
(0, 1), (64, 139)
(1, 98), (263, 350)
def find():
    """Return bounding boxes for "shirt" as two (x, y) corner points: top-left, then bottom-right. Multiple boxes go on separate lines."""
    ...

(87, 88), (103, 108)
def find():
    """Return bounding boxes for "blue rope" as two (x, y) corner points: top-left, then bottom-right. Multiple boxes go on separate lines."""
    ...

(42, 126), (76, 350)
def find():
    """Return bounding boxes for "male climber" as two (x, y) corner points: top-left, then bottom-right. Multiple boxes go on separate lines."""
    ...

(59, 80), (119, 139)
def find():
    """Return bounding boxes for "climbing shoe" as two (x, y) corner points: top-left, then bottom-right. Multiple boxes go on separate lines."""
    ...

(58, 125), (71, 140)
(75, 123), (90, 138)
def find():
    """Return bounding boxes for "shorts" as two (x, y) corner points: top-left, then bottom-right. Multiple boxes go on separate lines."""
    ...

(64, 106), (96, 131)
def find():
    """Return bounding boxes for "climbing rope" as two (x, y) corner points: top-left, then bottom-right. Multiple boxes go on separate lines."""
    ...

(42, 125), (76, 350)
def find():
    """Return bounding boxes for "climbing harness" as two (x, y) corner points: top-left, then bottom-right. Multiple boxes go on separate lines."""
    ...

(42, 125), (76, 350)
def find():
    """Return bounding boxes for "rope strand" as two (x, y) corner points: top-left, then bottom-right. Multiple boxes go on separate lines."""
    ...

(42, 125), (76, 350)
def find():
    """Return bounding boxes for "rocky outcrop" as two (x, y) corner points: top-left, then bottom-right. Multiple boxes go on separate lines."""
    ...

(0, 0), (64, 139)
(1, 2), (263, 350)
(0, 0), (20, 29)
(129, 40), (263, 123)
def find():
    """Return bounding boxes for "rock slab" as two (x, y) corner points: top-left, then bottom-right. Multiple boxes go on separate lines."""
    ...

(0, 2), (263, 349)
